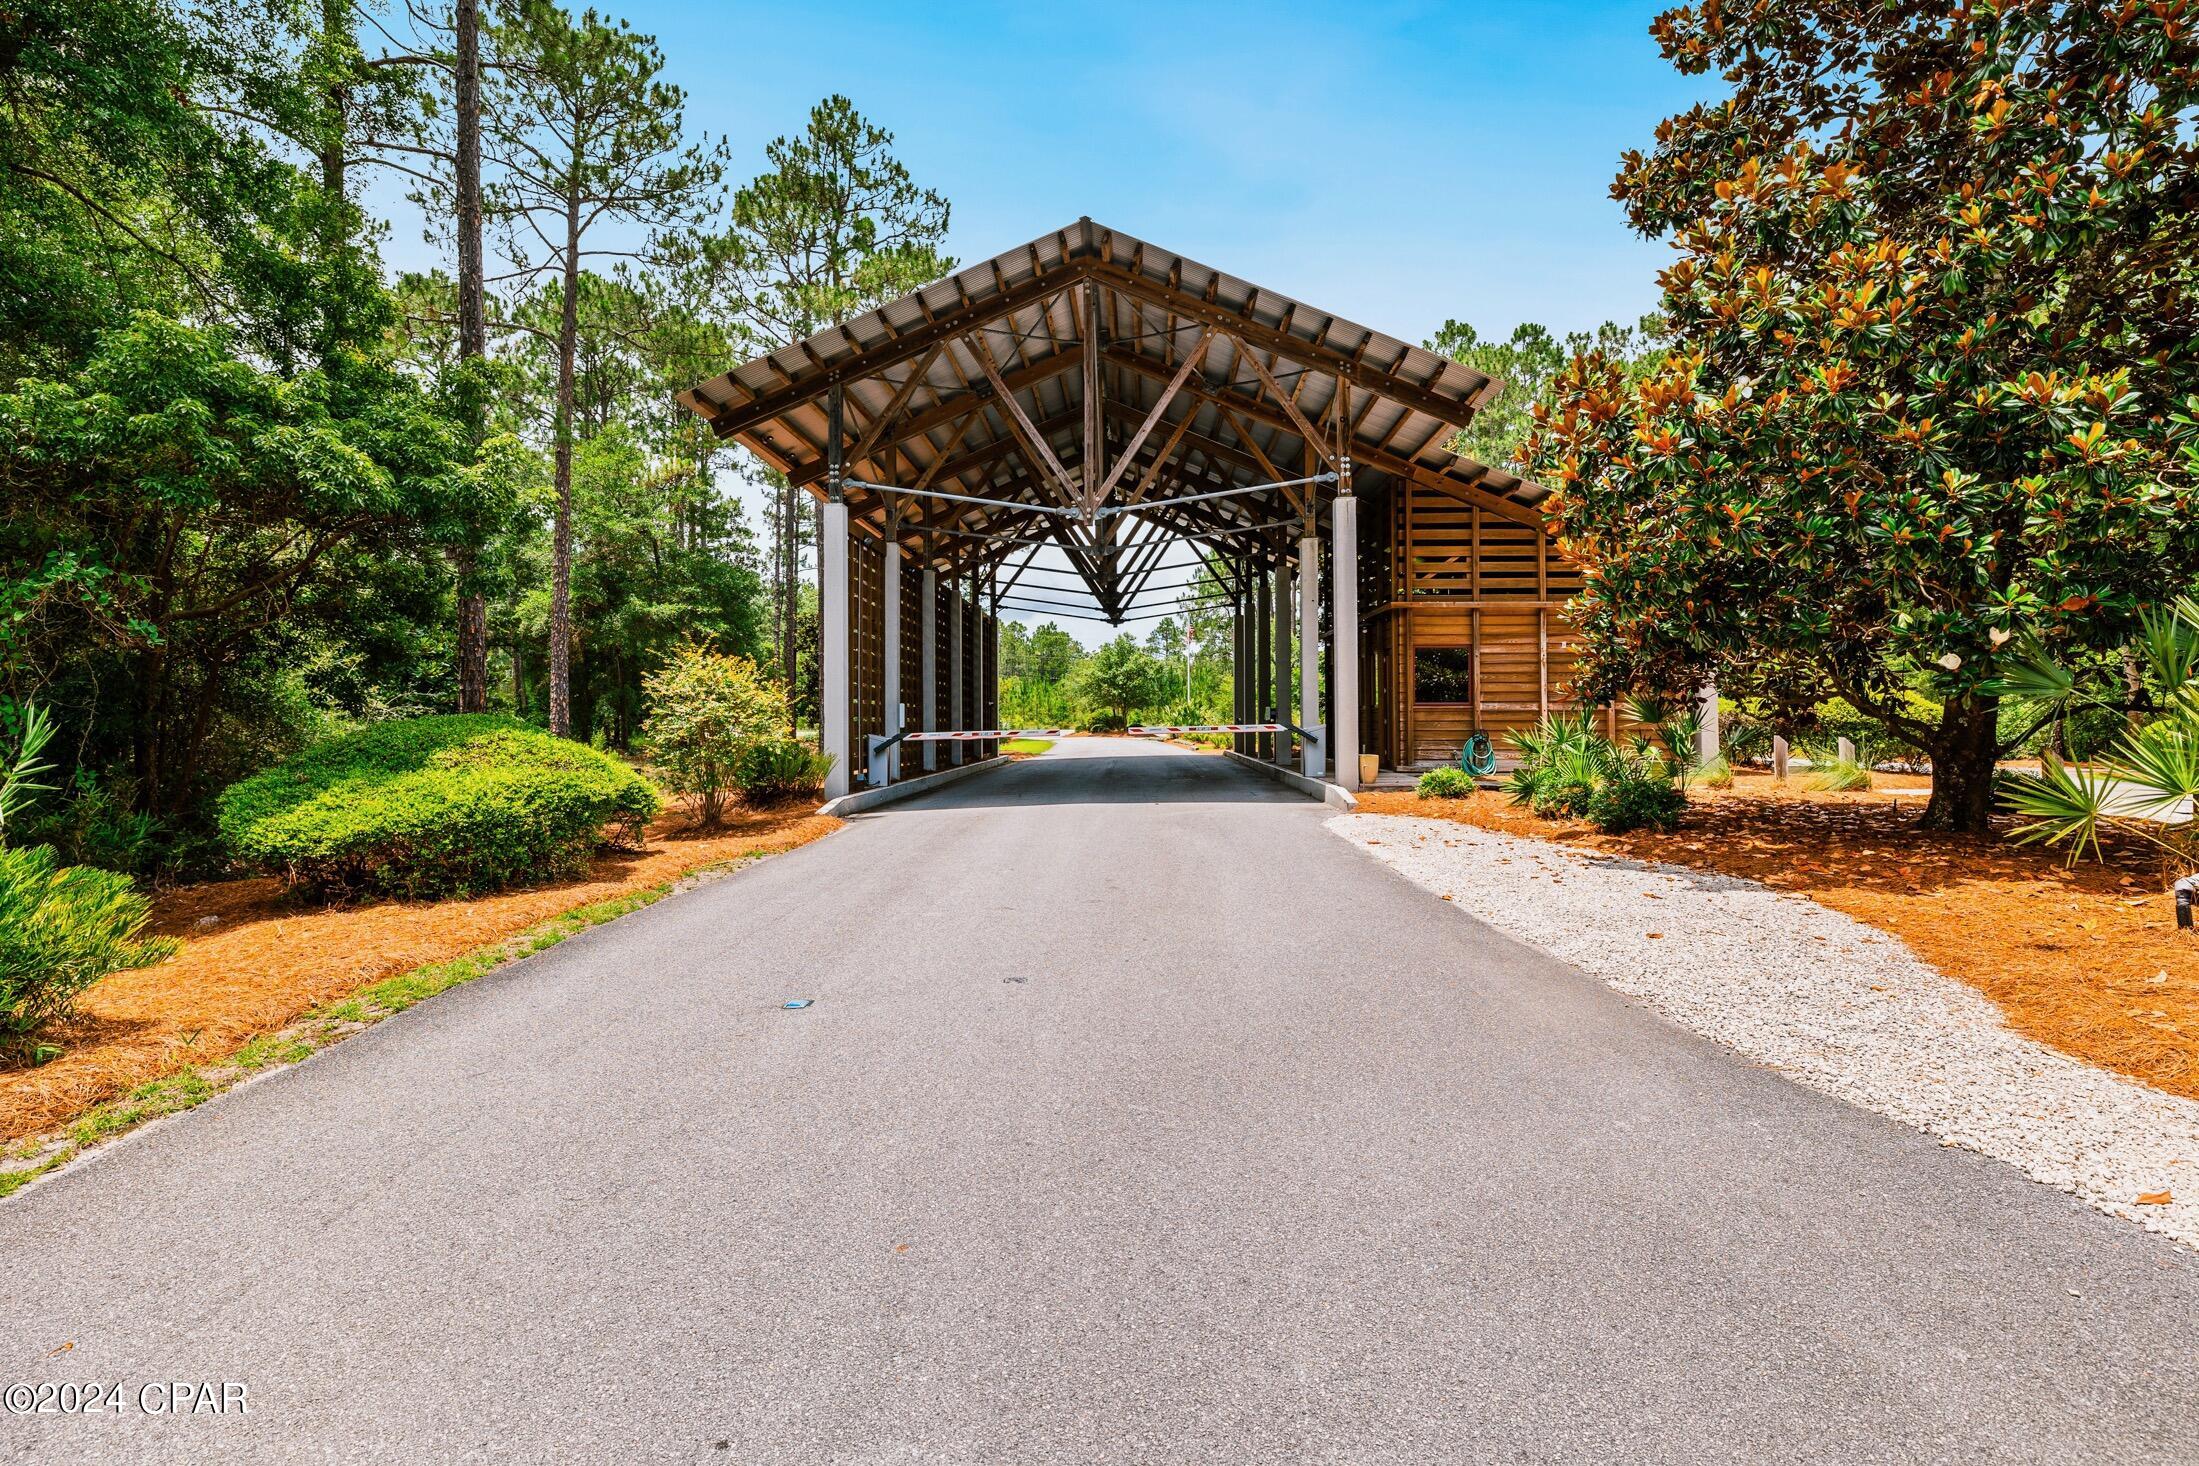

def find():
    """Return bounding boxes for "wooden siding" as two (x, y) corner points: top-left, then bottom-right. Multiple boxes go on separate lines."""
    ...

(1369, 483), (1608, 768)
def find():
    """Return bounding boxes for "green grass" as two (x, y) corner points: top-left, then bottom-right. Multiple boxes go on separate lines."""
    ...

(999, 738), (1054, 756)
(0, 849), (787, 1202)
(1805, 756), (1874, 792)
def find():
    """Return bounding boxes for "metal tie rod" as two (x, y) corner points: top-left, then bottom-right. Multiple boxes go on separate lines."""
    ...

(844, 478), (1080, 516)
(1092, 473), (1338, 520)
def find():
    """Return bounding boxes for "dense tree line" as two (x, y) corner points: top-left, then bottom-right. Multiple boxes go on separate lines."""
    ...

(0, 0), (948, 872)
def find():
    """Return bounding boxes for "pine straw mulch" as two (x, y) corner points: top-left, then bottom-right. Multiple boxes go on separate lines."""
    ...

(1356, 771), (2199, 1103)
(1, 804), (841, 1143)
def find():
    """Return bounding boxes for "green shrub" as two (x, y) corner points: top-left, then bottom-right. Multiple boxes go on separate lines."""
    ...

(24, 770), (163, 876)
(641, 644), (792, 826)
(1586, 775), (1686, 833)
(0, 843), (177, 1048)
(733, 739), (833, 803)
(1417, 766), (1474, 799)
(1083, 712), (1127, 733)
(1506, 707), (1689, 829)
(1698, 754), (1735, 789)
(217, 714), (659, 899)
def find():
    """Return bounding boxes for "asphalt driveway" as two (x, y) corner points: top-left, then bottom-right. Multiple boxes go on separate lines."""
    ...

(3, 738), (2195, 1463)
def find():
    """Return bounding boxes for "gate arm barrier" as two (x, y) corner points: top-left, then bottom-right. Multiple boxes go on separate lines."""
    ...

(869, 727), (1074, 787)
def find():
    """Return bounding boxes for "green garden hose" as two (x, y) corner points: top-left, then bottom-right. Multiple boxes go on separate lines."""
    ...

(1458, 731), (1497, 778)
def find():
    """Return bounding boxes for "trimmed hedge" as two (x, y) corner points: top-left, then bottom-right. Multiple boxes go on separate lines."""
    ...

(218, 715), (660, 899)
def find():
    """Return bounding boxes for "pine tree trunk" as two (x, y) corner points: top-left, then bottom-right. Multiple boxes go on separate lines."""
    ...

(456, 589), (488, 710)
(452, 0), (489, 712)
(548, 199), (580, 739)
(316, 0), (350, 373)
(1917, 695), (2000, 833)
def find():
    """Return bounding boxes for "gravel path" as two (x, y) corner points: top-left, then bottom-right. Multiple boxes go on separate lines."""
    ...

(1334, 811), (2199, 1250)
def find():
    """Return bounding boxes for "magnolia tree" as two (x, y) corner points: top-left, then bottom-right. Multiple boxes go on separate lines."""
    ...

(1522, 0), (2199, 831)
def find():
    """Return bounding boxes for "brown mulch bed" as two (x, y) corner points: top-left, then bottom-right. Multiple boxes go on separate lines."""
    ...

(1358, 771), (2199, 1102)
(1, 805), (840, 1143)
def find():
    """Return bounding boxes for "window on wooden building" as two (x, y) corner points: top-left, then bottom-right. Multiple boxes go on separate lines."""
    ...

(1413, 647), (1474, 704)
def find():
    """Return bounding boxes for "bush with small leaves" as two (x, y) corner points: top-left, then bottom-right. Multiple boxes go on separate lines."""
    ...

(1586, 774), (1686, 834)
(641, 644), (792, 826)
(1417, 766), (1474, 799)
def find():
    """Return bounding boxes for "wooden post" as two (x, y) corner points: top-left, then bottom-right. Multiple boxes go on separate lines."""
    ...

(882, 529), (902, 783)
(920, 567), (938, 772)
(1470, 606), (1484, 741)
(1536, 606), (1550, 719)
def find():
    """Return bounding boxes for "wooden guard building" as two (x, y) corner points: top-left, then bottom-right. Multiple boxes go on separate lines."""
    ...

(679, 219), (1606, 795)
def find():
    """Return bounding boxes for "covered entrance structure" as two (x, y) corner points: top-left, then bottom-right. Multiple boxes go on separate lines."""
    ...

(679, 219), (1603, 797)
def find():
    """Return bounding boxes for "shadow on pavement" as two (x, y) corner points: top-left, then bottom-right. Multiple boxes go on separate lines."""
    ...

(906, 749), (1311, 809)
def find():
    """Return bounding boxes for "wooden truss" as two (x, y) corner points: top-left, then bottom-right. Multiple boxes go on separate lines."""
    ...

(679, 218), (1546, 624)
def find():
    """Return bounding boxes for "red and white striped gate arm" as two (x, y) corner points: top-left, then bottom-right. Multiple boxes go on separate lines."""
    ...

(900, 728), (1075, 741)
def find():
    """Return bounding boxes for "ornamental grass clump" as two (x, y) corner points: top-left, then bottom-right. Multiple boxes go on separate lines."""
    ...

(218, 714), (659, 900)
(0, 703), (176, 1050)
(640, 644), (796, 825)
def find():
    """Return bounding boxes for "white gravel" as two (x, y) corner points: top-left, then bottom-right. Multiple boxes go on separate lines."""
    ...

(1332, 811), (2199, 1251)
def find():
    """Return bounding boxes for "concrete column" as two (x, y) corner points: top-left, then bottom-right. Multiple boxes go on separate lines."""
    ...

(1772, 734), (1790, 782)
(1272, 557), (1292, 767)
(920, 568), (938, 772)
(1298, 532), (1322, 778)
(947, 578), (964, 767)
(1697, 681), (1720, 767)
(1332, 486), (1360, 789)
(820, 497), (851, 799)
(882, 538), (902, 784)
(1254, 560), (1272, 761)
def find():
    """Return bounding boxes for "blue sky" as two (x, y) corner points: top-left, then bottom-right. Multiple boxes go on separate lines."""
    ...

(628, 0), (1700, 342)
(381, 2), (1714, 644)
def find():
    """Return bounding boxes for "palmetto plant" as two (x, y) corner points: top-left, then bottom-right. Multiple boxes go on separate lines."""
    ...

(1998, 598), (2199, 866)
(1624, 693), (1706, 791)
(1503, 710), (1610, 816)
(1504, 708), (1685, 832)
